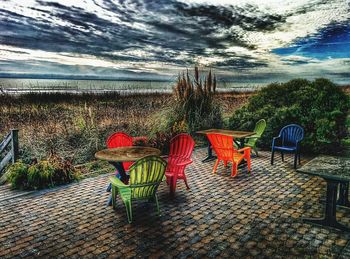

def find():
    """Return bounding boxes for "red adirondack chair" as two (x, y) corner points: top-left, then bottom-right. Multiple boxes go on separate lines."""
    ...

(165, 134), (195, 194)
(206, 133), (251, 177)
(106, 132), (134, 171)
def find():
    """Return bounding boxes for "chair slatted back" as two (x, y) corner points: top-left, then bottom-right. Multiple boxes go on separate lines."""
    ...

(169, 133), (195, 159)
(129, 156), (167, 199)
(254, 119), (267, 137)
(106, 132), (134, 170)
(106, 132), (133, 149)
(280, 124), (304, 146)
(246, 119), (267, 146)
(207, 133), (236, 161)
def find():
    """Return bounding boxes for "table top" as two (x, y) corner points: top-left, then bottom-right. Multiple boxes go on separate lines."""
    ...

(95, 146), (161, 162)
(196, 129), (255, 138)
(297, 155), (350, 181)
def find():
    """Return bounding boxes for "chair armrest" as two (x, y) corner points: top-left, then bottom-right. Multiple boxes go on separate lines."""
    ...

(109, 176), (128, 188)
(244, 136), (259, 143)
(272, 136), (281, 147)
(167, 156), (193, 166)
(237, 147), (251, 153)
(177, 159), (193, 166)
(245, 134), (259, 139)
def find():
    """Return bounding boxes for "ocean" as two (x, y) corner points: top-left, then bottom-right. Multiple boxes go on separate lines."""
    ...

(0, 78), (263, 94)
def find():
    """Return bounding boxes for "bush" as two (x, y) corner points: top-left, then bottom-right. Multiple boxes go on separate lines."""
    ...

(151, 67), (222, 151)
(228, 78), (350, 154)
(6, 161), (29, 190)
(6, 154), (81, 190)
(28, 160), (55, 189)
(48, 152), (81, 185)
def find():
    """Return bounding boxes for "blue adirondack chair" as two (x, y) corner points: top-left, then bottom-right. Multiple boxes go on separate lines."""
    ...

(271, 124), (304, 169)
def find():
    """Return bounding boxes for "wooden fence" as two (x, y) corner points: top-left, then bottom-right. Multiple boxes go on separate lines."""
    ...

(0, 129), (19, 174)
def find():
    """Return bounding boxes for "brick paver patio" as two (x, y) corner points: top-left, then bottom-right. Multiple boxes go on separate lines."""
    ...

(1, 148), (350, 258)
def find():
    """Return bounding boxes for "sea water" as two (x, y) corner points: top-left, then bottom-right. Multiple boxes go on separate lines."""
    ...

(0, 78), (263, 94)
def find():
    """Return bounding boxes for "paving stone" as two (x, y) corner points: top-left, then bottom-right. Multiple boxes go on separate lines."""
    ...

(1, 149), (350, 258)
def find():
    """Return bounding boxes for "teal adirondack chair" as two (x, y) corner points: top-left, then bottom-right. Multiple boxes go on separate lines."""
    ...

(109, 155), (167, 223)
(244, 119), (267, 156)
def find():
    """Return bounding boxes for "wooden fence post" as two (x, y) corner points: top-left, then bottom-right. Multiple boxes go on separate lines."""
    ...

(11, 129), (19, 163)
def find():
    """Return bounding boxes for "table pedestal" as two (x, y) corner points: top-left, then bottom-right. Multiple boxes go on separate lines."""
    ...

(303, 179), (350, 232)
(337, 181), (350, 207)
(202, 142), (217, 162)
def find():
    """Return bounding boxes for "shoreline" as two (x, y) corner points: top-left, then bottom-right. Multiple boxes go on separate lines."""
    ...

(0, 87), (259, 94)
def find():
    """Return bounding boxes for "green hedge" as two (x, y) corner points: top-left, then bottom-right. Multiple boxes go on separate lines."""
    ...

(6, 154), (81, 190)
(228, 78), (350, 154)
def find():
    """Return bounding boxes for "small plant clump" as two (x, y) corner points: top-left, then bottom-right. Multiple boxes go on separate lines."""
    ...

(6, 153), (81, 190)
(228, 78), (350, 154)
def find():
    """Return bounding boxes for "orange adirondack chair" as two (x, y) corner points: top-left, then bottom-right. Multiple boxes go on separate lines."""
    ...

(206, 133), (251, 177)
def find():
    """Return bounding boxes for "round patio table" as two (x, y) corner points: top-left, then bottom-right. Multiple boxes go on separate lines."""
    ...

(95, 146), (161, 206)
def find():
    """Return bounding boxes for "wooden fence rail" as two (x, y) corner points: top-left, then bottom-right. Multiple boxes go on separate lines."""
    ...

(0, 129), (19, 174)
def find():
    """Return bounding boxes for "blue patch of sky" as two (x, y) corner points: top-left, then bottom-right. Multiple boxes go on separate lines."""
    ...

(272, 21), (350, 60)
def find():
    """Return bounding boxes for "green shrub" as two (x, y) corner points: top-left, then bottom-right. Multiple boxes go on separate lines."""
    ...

(28, 160), (55, 189)
(6, 161), (29, 190)
(228, 78), (350, 154)
(5, 154), (81, 190)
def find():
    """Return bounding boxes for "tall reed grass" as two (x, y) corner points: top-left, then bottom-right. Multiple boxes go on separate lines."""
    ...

(150, 67), (223, 152)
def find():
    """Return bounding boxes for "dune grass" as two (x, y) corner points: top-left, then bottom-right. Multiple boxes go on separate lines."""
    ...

(0, 91), (251, 164)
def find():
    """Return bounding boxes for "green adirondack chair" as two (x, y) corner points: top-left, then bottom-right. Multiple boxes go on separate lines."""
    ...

(244, 119), (267, 156)
(109, 155), (167, 223)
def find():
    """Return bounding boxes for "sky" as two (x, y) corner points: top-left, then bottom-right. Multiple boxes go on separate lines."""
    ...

(0, 0), (349, 83)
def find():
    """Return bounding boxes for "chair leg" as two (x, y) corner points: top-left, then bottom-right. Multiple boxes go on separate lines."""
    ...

(154, 194), (160, 216)
(294, 153), (298, 169)
(170, 176), (177, 194)
(183, 174), (190, 190)
(231, 162), (238, 177)
(271, 150), (275, 165)
(213, 159), (220, 174)
(246, 156), (251, 173)
(281, 152), (284, 162)
(125, 200), (132, 224)
(111, 185), (117, 209)
(106, 183), (112, 192)
(254, 147), (259, 157)
(298, 153), (301, 165)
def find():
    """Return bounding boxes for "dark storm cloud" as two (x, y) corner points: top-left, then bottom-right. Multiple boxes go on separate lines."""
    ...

(0, 48), (29, 54)
(0, 0), (285, 69)
(0, 4), (137, 54)
(0, 59), (169, 80)
(1, 0), (349, 83)
(213, 58), (268, 69)
(176, 3), (284, 31)
(328, 72), (350, 78)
